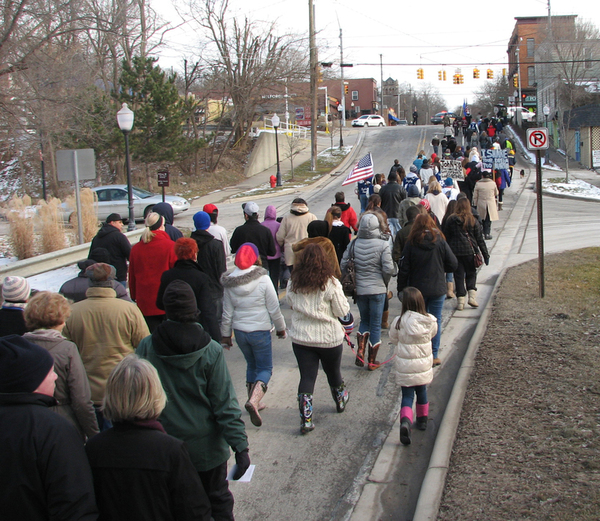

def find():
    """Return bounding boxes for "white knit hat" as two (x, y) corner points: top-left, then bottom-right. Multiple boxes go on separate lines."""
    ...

(2, 276), (31, 303)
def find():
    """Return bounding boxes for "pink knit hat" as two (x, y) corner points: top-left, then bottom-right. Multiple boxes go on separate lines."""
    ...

(419, 199), (431, 211)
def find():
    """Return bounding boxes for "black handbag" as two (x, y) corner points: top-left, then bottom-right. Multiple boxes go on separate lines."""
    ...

(341, 241), (357, 300)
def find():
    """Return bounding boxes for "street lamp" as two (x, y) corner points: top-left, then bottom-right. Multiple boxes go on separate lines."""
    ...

(116, 103), (136, 231)
(272, 113), (282, 187)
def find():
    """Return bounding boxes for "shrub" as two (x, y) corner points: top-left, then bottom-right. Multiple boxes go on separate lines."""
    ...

(7, 196), (35, 259)
(66, 188), (99, 243)
(36, 198), (68, 254)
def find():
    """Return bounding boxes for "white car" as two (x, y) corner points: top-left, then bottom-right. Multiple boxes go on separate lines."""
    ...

(352, 115), (386, 127)
(507, 107), (536, 122)
(61, 185), (190, 223)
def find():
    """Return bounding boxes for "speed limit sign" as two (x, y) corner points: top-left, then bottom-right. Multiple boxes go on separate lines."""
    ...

(526, 128), (549, 150)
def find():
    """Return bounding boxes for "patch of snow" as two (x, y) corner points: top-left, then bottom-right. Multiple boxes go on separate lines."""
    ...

(542, 179), (600, 200)
(27, 265), (80, 293)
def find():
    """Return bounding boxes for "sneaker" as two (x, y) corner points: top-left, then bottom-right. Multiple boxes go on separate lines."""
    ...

(433, 358), (441, 367)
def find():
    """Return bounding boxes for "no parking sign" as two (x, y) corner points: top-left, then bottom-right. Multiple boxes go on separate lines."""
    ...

(526, 128), (549, 150)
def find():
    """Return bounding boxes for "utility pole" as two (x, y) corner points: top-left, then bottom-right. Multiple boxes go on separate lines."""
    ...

(309, 0), (317, 171)
(339, 28), (345, 147)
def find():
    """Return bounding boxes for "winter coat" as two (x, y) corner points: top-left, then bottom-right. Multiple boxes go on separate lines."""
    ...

(389, 311), (438, 387)
(328, 223), (351, 264)
(24, 329), (99, 440)
(207, 223), (230, 258)
(156, 260), (221, 341)
(89, 224), (131, 282)
(0, 306), (26, 336)
(129, 230), (177, 316)
(276, 206), (317, 266)
(332, 202), (358, 232)
(292, 236), (342, 280)
(153, 202), (184, 242)
(379, 181), (407, 219)
(261, 206), (282, 260)
(136, 321), (249, 472)
(59, 259), (132, 303)
(392, 221), (414, 264)
(443, 214), (489, 262)
(0, 393), (98, 521)
(424, 191), (449, 224)
(473, 178), (499, 221)
(341, 213), (395, 296)
(397, 231), (458, 298)
(286, 277), (349, 348)
(402, 173), (422, 194)
(63, 287), (150, 404)
(190, 229), (227, 296)
(221, 266), (285, 337)
(86, 422), (211, 521)
(497, 169), (511, 190)
(398, 194), (421, 228)
(230, 219), (276, 267)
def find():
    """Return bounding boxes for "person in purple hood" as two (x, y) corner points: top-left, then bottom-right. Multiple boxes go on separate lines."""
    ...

(261, 205), (283, 290)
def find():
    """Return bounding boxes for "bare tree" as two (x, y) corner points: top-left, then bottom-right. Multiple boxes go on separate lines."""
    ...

(471, 76), (512, 117)
(282, 132), (308, 181)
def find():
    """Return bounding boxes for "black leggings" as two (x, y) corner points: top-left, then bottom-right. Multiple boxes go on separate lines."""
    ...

(292, 342), (343, 394)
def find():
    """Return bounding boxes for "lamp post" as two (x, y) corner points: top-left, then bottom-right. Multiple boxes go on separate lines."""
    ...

(272, 113), (282, 187)
(116, 103), (136, 231)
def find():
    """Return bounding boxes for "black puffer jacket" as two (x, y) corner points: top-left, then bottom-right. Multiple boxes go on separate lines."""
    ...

(397, 231), (458, 298)
(89, 225), (131, 282)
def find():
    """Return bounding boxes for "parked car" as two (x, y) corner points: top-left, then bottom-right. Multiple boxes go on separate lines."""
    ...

(430, 112), (457, 124)
(61, 185), (190, 223)
(352, 114), (386, 127)
(507, 107), (536, 122)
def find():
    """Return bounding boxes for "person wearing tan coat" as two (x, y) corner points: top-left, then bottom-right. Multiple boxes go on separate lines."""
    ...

(472, 172), (499, 240)
(276, 198), (317, 270)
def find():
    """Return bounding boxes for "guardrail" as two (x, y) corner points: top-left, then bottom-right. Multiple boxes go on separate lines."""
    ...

(0, 228), (144, 279)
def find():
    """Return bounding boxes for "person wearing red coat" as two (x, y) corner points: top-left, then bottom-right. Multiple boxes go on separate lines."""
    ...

(129, 213), (177, 332)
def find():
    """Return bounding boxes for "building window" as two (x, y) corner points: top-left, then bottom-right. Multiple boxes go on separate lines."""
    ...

(351, 91), (358, 101)
(528, 66), (535, 86)
(527, 38), (535, 57)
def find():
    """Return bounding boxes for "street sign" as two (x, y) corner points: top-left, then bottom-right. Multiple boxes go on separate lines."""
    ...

(56, 149), (96, 181)
(526, 128), (549, 150)
(157, 170), (169, 187)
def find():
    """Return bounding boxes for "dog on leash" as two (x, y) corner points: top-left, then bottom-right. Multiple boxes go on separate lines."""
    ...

(520, 169), (525, 178)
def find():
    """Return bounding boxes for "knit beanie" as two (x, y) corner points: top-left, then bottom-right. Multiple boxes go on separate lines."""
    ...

(307, 220), (329, 238)
(419, 199), (431, 211)
(162, 280), (198, 321)
(193, 211), (211, 231)
(409, 165), (418, 174)
(86, 263), (116, 287)
(0, 335), (54, 393)
(2, 276), (30, 303)
(444, 177), (455, 187)
(234, 243), (259, 270)
(407, 184), (420, 197)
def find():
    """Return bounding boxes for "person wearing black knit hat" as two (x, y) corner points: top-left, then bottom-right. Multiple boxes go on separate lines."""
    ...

(0, 335), (98, 519)
(137, 280), (250, 519)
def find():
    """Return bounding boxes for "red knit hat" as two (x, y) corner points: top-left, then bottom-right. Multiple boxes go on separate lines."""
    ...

(419, 199), (431, 211)
(235, 243), (259, 270)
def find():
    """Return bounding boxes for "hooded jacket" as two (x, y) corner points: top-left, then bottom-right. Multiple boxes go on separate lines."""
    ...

(397, 230), (458, 298)
(331, 202), (358, 232)
(190, 229), (227, 296)
(89, 224), (131, 282)
(389, 311), (438, 387)
(59, 259), (132, 303)
(261, 205), (282, 260)
(276, 203), (317, 266)
(221, 266), (285, 337)
(153, 202), (184, 242)
(379, 181), (407, 219)
(443, 214), (489, 261)
(230, 219), (276, 267)
(341, 213), (395, 296)
(136, 321), (249, 472)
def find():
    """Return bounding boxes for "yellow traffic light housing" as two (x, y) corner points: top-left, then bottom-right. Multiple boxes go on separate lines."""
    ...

(417, 68), (424, 79)
(443, 70), (447, 81)
(473, 68), (480, 79)
(438, 70), (442, 81)
(486, 69), (493, 79)
(344, 83), (349, 95)
(513, 75), (519, 87)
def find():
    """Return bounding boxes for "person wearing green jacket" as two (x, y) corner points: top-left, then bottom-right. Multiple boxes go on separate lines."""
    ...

(137, 280), (249, 521)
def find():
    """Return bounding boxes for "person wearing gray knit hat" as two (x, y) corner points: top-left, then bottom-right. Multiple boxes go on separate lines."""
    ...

(0, 276), (31, 336)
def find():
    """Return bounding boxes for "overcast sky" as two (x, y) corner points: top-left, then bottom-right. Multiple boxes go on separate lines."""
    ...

(157, 0), (598, 110)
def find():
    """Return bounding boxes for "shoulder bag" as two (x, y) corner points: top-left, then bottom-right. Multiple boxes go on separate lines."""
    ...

(341, 241), (357, 301)
(465, 230), (484, 268)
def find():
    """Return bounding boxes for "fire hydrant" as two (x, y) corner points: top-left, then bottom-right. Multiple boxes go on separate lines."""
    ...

(270, 175), (277, 188)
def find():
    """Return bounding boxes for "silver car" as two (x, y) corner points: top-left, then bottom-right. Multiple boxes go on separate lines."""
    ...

(62, 185), (190, 223)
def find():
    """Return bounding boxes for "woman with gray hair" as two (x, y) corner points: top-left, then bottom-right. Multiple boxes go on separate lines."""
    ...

(128, 212), (177, 332)
(85, 355), (211, 521)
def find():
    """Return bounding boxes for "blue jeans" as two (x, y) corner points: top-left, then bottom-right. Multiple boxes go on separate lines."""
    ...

(424, 294), (445, 358)
(233, 330), (273, 384)
(388, 218), (401, 237)
(360, 194), (369, 213)
(401, 385), (428, 408)
(356, 293), (386, 345)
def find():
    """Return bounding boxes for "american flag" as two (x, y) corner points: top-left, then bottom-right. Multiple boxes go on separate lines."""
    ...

(342, 153), (374, 186)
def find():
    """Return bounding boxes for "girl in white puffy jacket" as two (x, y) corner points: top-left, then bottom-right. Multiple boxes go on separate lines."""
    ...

(389, 287), (438, 446)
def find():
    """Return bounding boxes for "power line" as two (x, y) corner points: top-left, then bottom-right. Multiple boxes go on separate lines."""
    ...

(354, 59), (600, 67)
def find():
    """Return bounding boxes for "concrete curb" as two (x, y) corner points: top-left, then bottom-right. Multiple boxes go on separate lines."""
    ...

(540, 189), (600, 203)
(412, 267), (508, 521)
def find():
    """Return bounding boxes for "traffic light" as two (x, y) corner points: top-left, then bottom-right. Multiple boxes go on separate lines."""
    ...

(502, 68), (507, 77)
(473, 68), (480, 79)
(344, 83), (348, 95)
(438, 70), (442, 81)
(513, 75), (519, 88)
(443, 71), (447, 81)
(453, 74), (458, 85)
(487, 69), (493, 79)
(317, 65), (323, 83)
(458, 74), (464, 84)
(417, 68), (424, 79)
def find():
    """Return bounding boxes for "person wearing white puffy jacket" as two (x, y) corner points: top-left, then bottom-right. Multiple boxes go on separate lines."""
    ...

(221, 243), (286, 428)
(389, 287), (438, 446)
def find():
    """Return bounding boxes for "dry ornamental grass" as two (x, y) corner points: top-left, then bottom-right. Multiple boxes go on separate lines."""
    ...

(7, 195), (35, 259)
(37, 198), (68, 254)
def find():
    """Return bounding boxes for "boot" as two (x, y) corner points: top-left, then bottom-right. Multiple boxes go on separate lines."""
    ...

(400, 406), (413, 445)
(355, 332), (369, 367)
(381, 310), (389, 329)
(245, 381), (267, 427)
(416, 403), (429, 431)
(467, 289), (479, 308)
(456, 296), (465, 311)
(446, 281), (456, 299)
(330, 382), (349, 413)
(498, 201), (503, 211)
(367, 341), (382, 371)
(298, 393), (314, 434)
(246, 382), (266, 411)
